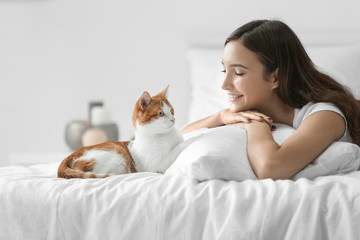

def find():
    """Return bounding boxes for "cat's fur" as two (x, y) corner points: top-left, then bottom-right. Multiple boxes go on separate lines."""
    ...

(58, 86), (185, 179)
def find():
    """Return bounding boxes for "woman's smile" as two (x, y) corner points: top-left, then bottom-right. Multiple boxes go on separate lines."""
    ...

(228, 94), (244, 102)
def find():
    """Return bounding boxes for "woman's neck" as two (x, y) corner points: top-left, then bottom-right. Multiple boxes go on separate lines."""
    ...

(258, 97), (295, 126)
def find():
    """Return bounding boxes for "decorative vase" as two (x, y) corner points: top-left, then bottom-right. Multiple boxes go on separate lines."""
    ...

(64, 120), (91, 151)
(65, 121), (119, 151)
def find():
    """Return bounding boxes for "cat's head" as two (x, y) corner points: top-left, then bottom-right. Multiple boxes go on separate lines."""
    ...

(132, 86), (176, 134)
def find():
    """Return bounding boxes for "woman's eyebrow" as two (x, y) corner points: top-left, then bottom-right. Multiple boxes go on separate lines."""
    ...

(221, 62), (249, 69)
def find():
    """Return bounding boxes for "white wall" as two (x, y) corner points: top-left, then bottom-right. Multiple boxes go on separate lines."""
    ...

(1, 0), (360, 166)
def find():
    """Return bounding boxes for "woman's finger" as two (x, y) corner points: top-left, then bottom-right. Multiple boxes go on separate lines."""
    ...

(235, 111), (272, 123)
(234, 112), (253, 123)
(234, 111), (276, 131)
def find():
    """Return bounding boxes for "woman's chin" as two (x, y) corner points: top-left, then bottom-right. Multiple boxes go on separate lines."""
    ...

(229, 103), (243, 113)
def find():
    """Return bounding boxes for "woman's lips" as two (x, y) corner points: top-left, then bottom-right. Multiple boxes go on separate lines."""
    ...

(228, 94), (243, 102)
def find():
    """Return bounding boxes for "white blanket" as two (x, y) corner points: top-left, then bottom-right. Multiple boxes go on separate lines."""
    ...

(1, 163), (360, 240)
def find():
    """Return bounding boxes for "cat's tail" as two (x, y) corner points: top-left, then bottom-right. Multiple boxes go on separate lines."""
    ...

(57, 156), (111, 179)
(58, 167), (111, 179)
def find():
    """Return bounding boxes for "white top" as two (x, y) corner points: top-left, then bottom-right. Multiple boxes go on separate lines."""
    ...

(293, 102), (352, 143)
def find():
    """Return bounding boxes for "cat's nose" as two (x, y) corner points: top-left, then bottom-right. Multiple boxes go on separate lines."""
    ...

(171, 119), (175, 123)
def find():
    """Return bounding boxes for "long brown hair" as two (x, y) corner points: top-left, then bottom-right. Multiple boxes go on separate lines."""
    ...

(225, 20), (360, 146)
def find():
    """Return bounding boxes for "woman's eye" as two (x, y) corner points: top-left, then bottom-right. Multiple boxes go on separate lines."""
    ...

(222, 69), (243, 76)
(158, 111), (165, 117)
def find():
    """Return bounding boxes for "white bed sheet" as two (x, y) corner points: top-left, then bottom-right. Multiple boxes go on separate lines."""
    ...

(1, 163), (360, 240)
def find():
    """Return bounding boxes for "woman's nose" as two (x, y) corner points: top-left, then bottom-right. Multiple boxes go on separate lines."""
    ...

(221, 74), (232, 90)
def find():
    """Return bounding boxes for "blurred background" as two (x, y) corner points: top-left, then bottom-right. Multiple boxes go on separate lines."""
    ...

(1, 0), (360, 166)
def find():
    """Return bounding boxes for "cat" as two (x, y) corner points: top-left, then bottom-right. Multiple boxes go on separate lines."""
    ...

(58, 86), (186, 179)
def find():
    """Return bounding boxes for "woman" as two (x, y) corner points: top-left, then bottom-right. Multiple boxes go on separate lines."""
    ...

(181, 20), (360, 180)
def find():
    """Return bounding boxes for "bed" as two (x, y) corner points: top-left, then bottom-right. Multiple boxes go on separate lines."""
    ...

(1, 39), (360, 240)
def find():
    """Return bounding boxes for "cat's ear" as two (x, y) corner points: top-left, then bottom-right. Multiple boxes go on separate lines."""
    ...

(160, 85), (169, 98)
(139, 91), (151, 110)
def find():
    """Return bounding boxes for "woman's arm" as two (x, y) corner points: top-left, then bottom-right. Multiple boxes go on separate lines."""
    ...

(181, 109), (273, 134)
(238, 111), (346, 180)
(180, 111), (224, 134)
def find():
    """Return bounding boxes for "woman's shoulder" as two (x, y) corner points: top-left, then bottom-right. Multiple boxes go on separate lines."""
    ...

(293, 102), (343, 127)
(293, 102), (352, 143)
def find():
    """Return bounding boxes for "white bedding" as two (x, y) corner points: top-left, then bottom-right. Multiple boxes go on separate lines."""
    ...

(1, 163), (360, 240)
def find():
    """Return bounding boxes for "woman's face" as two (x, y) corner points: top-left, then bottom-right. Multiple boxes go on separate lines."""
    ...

(221, 40), (278, 113)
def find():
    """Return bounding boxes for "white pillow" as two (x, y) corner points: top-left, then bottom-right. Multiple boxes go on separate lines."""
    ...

(166, 126), (256, 181)
(165, 124), (360, 181)
(187, 48), (228, 124)
(165, 123), (295, 181)
(306, 44), (360, 98)
(187, 45), (360, 124)
(292, 141), (360, 180)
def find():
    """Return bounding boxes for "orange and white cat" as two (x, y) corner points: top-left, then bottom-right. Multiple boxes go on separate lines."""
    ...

(58, 86), (185, 179)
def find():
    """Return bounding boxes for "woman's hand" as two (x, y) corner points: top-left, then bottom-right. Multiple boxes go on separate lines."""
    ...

(220, 109), (275, 131)
(181, 108), (274, 134)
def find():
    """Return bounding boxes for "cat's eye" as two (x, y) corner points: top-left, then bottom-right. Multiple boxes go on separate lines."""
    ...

(158, 111), (165, 117)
